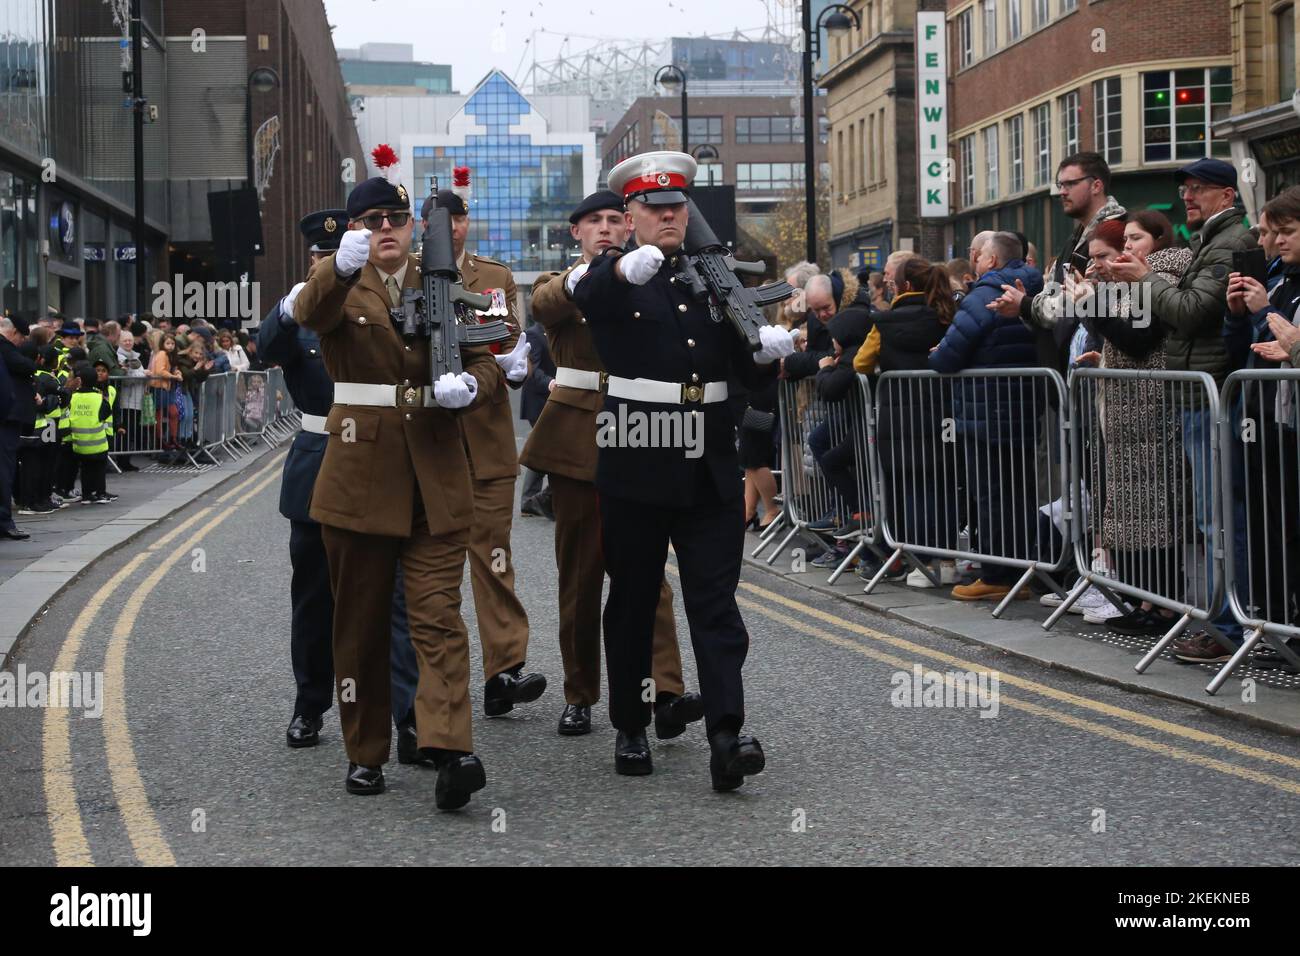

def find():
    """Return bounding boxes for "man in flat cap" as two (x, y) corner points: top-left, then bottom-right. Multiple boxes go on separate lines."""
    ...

(522, 188), (704, 739)
(292, 169), (501, 809)
(261, 210), (426, 766)
(571, 151), (794, 790)
(419, 178), (546, 719)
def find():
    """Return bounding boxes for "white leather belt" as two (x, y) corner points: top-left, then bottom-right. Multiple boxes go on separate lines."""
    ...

(334, 382), (435, 408)
(299, 413), (328, 435)
(555, 367), (604, 391)
(606, 375), (727, 405)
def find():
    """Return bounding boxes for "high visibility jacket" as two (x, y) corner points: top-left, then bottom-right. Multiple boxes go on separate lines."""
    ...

(69, 392), (109, 456)
(33, 369), (57, 430)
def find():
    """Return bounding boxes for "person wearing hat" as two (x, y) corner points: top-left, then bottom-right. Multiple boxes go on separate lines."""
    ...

(419, 171), (546, 720)
(1102, 155), (1256, 664)
(260, 209), (425, 766)
(570, 151), (794, 790)
(521, 189), (704, 739)
(0, 315), (36, 539)
(292, 155), (503, 809)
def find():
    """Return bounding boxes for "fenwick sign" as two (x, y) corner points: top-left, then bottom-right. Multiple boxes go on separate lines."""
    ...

(917, 11), (949, 218)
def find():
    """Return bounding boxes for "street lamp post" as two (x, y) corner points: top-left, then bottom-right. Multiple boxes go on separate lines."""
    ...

(245, 66), (281, 284)
(691, 144), (720, 184)
(655, 64), (689, 154)
(802, 3), (859, 264)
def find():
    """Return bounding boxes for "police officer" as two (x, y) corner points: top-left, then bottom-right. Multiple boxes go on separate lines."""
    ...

(523, 189), (704, 739)
(260, 210), (426, 764)
(294, 171), (502, 809)
(571, 152), (794, 790)
(419, 183), (545, 717)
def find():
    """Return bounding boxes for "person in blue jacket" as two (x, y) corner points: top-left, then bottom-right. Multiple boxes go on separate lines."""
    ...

(258, 210), (425, 763)
(929, 231), (1044, 601)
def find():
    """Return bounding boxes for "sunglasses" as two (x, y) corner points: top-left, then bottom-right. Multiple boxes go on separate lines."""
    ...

(356, 211), (411, 229)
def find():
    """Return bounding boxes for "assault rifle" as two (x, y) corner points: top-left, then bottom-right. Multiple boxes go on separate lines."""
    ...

(674, 197), (795, 351)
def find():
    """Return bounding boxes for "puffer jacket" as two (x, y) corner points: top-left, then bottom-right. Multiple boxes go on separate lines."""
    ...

(929, 259), (1043, 441)
(874, 292), (950, 453)
(1145, 207), (1255, 386)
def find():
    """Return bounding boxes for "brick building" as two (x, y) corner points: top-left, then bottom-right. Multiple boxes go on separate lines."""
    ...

(1214, 0), (1300, 219)
(945, 0), (1231, 261)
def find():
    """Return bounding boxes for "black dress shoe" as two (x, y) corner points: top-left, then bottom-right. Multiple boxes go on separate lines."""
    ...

(345, 762), (385, 795)
(396, 709), (435, 765)
(484, 665), (547, 716)
(557, 703), (591, 736)
(1, 527), (31, 541)
(520, 496), (545, 518)
(708, 730), (765, 792)
(431, 752), (487, 811)
(653, 692), (705, 740)
(614, 730), (653, 776)
(286, 714), (323, 748)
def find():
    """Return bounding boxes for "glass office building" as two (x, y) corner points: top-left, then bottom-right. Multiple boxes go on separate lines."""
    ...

(409, 71), (593, 274)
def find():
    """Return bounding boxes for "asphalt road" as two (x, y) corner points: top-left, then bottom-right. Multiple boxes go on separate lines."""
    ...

(2, 449), (1299, 866)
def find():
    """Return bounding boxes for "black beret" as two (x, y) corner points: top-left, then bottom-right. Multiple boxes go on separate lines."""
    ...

(568, 189), (624, 224)
(421, 189), (468, 219)
(345, 176), (411, 219)
(299, 209), (349, 251)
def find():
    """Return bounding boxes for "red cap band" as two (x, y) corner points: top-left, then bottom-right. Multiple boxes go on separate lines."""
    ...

(621, 171), (688, 199)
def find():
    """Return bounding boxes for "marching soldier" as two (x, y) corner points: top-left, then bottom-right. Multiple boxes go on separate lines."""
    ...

(571, 152), (794, 790)
(259, 210), (425, 765)
(418, 178), (545, 717)
(293, 167), (501, 810)
(522, 189), (704, 739)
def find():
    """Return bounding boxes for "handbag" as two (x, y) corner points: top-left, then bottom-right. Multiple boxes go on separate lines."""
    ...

(742, 407), (776, 433)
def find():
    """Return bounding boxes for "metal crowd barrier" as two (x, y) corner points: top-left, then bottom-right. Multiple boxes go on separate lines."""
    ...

(195, 372), (241, 462)
(870, 367), (1069, 616)
(753, 374), (884, 583)
(1216, 368), (1300, 688)
(1044, 369), (1231, 683)
(234, 369), (293, 447)
(105, 373), (165, 469)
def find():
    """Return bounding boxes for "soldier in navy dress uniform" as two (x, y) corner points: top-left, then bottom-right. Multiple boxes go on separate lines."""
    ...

(571, 151), (795, 790)
(258, 209), (425, 766)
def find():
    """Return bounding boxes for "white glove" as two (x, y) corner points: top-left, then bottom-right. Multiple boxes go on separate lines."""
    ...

(493, 337), (531, 383)
(618, 244), (664, 285)
(280, 281), (306, 320)
(564, 262), (590, 295)
(753, 324), (795, 365)
(333, 228), (372, 277)
(433, 371), (477, 409)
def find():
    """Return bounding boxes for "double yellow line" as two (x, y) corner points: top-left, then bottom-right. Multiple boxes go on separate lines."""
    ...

(666, 566), (1300, 795)
(43, 453), (285, 867)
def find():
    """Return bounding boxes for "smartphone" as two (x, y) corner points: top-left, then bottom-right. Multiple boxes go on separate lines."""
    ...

(1233, 248), (1268, 286)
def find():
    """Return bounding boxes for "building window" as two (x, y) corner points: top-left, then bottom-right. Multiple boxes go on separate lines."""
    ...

(687, 116), (722, 145)
(605, 125), (639, 169)
(867, 113), (876, 183)
(878, 107), (887, 181)
(960, 136), (975, 208)
(1060, 0), (1077, 10)
(1006, 114), (1024, 193)
(982, 0), (998, 56)
(860, 118), (867, 188)
(1059, 90), (1079, 157)
(984, 124), (999, 201)
(1032, 0), (1050, 29)
(1007, 0), (1022, 40)
(1142, 67), (1233, 162)
(697, 162), (724, 185)
(1280, 4), (1297, 102)
(735, 115), (803, 144)
(1093, 77), (1122, 165)
(957, 8), (974, 67)
(848, 122), (857, 192)
(1032, 102), (1051, 186)
(735, 162), (805, 190)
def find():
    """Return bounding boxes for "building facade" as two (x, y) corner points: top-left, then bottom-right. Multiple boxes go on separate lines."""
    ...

(820, 0), (939, 272)
(355, 70), (598, 282)
(1215, 0), (1300, 220)
(945, 0), (1231, 263)
(338, 43), (453, 96)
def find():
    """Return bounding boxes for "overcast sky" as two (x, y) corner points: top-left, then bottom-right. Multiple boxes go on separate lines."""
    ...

(322, 0), (788, 93)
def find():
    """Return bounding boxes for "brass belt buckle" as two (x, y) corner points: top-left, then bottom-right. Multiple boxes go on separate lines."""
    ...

(398, 385), (422, 407)
(682, 383), (704, 404)
(598, 371), (609, 392)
